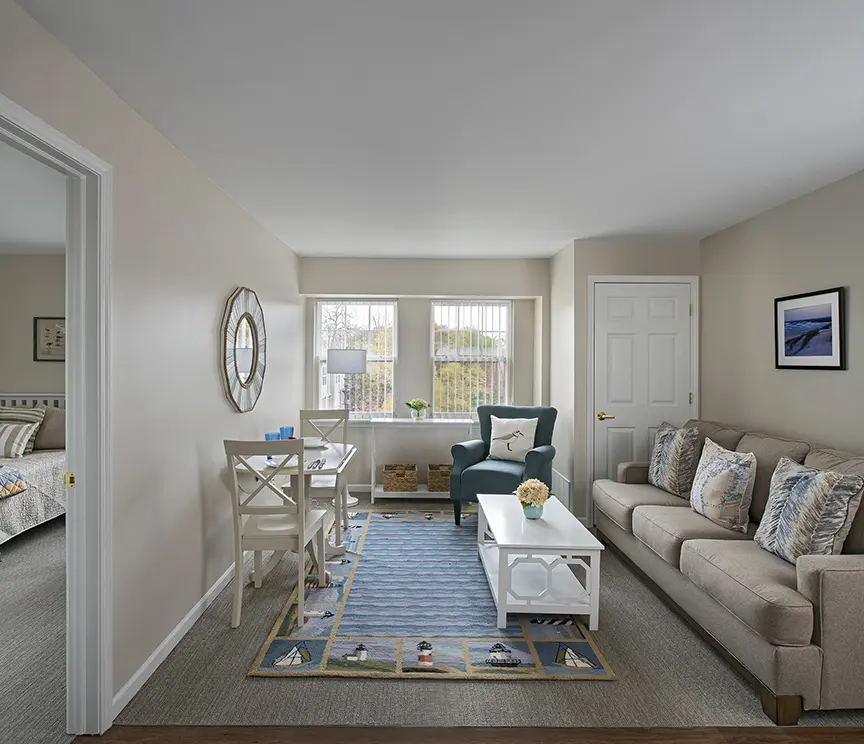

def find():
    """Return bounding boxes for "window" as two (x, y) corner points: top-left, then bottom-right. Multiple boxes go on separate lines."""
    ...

(432, 301), (511, 416)
(315, 300), (396, 416)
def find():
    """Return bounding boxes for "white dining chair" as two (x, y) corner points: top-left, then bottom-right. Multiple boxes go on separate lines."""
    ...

(300, 408), (352, 529)
(224, 438), (328, 629)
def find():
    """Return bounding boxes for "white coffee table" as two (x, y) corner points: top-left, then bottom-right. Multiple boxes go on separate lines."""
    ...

(476, 494), (604, 630)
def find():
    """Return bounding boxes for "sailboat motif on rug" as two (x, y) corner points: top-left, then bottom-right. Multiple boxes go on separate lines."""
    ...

(251, 510), (615, 681)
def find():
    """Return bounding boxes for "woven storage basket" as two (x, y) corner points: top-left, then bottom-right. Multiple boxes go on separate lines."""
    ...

(382, 463), (418, 492)
(427, 464), (451, 492)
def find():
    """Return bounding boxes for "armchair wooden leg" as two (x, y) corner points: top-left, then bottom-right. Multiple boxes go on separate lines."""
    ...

(453, 501), (462, 526)
(759, 688), (802, 725)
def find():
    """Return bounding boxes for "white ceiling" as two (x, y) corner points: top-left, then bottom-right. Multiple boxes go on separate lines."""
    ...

(0, 138), (66, 254)
(17, 0), (864, 258)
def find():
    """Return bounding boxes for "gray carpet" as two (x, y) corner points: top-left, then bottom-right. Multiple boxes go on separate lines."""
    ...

(0, 518), (72, 744)
(116, 500), (864, 727)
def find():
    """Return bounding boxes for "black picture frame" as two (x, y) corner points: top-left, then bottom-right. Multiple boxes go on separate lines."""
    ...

(774, 287), (845, 370)
(33, 316), (66, 362)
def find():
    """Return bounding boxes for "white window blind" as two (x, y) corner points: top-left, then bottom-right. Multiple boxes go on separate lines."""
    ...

(316, 300), (396, 416)
(432, 300), (511, 417)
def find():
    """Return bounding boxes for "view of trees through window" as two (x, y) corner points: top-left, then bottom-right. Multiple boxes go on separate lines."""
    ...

(317, 301), (395, 414)
(432, 301), (511, 415)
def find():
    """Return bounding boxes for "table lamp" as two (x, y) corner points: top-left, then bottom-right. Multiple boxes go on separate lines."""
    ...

(326, 348), (368, 411)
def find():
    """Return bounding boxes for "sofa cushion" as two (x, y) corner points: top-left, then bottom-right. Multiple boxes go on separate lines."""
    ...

(805, 448), (864, 554)
(754, 457), (864, 562)
(592, 480), (687, 533)
(680, 539), (813, 646)
(735, 432), (810, 522)
(461, 458), (524, 497)
(684, 419), (746, 454)
(632, 505), (750, 567)
(648, 422), (700, 497)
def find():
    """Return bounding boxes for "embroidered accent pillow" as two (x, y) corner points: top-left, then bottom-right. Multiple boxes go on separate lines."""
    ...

(488, 416), (538, 463)
(0, 422), (40, 458)
(690, 438), (757, 533)
(754, 457), (864, 562)
(648, 422), (699, 497)
(0, 465), (28, 499)
(0, 405), (45, 455)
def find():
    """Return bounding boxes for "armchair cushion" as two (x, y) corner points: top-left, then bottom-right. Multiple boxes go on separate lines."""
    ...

(461, 459), (524, 501)
(488, 415), (538, 462)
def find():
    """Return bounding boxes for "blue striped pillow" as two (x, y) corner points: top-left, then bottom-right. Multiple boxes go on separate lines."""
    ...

(755, 457), (864, 562)
(648, 422), (699, 497)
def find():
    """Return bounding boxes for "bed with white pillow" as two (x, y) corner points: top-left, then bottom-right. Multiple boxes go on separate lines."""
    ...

(0, 395), (66, 545)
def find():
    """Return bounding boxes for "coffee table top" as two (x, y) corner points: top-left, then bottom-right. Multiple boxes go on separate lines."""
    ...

(477, 494), (604, 551)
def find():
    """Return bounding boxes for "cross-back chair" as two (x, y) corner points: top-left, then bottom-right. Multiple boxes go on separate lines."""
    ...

(300, 408), (352, 528)
(225, 438), (327, 629)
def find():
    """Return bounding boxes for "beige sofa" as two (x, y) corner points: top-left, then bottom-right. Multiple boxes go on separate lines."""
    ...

(592, 419), (864, 725)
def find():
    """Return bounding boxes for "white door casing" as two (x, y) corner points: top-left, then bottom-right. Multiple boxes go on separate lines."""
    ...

(591, 280), (696, 493)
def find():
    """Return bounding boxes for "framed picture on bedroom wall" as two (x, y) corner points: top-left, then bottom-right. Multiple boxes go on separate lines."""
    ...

(33, 317), (66, 362)
(775, 287), (845, 370)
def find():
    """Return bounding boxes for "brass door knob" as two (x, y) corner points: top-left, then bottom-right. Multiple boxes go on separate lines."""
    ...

(596, 412), (616, 421)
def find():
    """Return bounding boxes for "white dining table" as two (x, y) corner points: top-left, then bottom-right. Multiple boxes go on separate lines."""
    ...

(234, 442), (357, 558)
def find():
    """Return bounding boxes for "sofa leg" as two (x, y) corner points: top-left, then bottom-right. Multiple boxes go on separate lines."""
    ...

(453, 501), (462, 526)
(759, 688), (802, 725)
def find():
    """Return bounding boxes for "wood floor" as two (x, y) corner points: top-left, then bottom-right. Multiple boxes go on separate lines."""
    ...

(76, 726), (864, 744)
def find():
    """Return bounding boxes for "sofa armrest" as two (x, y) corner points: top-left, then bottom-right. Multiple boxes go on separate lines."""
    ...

(617, 461), (650, 484)
(524, 444), (555, 482)
(451, 440), (486, 475)
(796, 553), (864, 709)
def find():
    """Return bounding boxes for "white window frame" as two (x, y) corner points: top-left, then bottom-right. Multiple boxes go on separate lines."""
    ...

(314, 299), (398, 418)
(430, 299), (514, 418)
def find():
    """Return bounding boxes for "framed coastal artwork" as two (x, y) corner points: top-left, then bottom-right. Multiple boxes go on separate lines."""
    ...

(33, 317), (66, 362)
(774, 287), (845, 370)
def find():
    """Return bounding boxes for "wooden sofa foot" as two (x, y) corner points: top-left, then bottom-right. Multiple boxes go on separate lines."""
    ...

(452, 501), (462, 526)
(760, 688), (802, 725)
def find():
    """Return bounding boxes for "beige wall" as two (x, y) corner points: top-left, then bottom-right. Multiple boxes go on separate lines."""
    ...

(549, 244), (575, 495)
(555, 237), (702, 517)
(0, 0), (304, 695)
(701, 169), (864, 452)
(0, 253), (65, 392)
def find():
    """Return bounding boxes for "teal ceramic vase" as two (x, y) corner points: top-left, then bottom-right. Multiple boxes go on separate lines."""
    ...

(522, 503), (544, 520)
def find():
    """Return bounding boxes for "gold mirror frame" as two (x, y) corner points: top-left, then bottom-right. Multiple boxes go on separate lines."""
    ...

(220, 287), (266, 412)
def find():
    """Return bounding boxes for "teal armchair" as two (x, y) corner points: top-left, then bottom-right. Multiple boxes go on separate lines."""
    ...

(450, 405), (557, 525)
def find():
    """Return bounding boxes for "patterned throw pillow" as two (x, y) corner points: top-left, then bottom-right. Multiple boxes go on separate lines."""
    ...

(0, 422), (40, 458)
(648, 422), (699, 497)
(690, 438), (757, 533)
(488, 416), (539, 463)
(0, 466), (28, 499)
(0, 405), (45, 455)
(755, 457), (864, 562)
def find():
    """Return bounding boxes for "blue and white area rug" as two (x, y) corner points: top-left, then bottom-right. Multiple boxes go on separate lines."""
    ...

(251, 510), (615, 680)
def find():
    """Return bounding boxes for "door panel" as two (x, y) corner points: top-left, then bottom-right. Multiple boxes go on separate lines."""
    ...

(593, 283), (692, 482)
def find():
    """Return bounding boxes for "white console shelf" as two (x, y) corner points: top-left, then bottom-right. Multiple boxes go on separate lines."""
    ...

(369, 417), (477, 503)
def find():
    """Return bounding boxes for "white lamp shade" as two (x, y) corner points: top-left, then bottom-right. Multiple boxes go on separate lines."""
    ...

(326, 348), (368, 375)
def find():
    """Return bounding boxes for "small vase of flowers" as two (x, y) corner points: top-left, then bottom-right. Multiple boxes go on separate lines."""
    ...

(516, 479), (550, 519)
(406, 398), (431, 421)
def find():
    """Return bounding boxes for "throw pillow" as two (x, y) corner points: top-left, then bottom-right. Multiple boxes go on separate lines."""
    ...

(488, 416), (538, 463)
(0, 422), (40, 458)
(689, 438), (757, 533)
(34, 406), (66, 450)
(648, 422), (699, 497)
(0, 466), (27, 499)
(754, 456), (864, 562)
(0, 405), (45, 455)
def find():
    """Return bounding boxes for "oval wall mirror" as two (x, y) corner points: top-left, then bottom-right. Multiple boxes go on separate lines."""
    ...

(221, 287), (266, 412)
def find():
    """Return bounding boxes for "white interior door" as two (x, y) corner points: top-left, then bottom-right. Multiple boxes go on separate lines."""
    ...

(593, 282), (693, 482)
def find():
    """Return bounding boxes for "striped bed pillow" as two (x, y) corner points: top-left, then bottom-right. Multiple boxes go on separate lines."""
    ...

(0, 405), (45, 455)
(0, 422), (40, 458)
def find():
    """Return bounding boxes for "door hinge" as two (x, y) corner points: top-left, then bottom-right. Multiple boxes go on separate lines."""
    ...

(64, 472), (76, 488)
(689, 303), (693, 316)
(689, 392), (693, 405)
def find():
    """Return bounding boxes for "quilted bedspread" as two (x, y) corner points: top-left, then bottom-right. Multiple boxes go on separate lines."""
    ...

(0, 450), (66, 544)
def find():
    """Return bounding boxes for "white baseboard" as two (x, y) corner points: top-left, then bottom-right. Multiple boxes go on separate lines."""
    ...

(112, 563), (235, 718)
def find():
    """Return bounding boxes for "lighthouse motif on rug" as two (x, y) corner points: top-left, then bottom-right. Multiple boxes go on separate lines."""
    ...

(416, 641), (433, 666)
